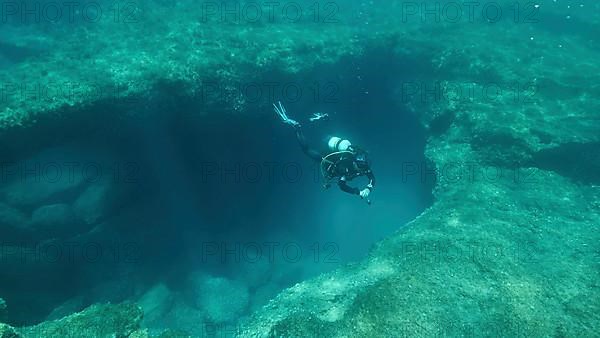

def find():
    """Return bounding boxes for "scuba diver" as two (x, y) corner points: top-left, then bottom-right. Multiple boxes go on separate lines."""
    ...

(273, 102), (375, 204)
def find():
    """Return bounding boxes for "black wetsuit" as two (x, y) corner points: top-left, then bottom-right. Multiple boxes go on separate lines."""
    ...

(295, 126), (375, 195)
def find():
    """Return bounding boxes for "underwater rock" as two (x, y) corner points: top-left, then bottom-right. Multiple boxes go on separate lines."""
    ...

(72, 181), (110, 225)
(160, 298), (203, 337)
(269, 259), (305, 287)
(130, 329), (150, 338)
(192, 275), (249, 324)
(30, 204), (77, 237)
(138, 283), (175, 329)
(0, 0), (359, 132)
(0, 2), (598, 336)
(249, 283), (280, 313)
(129, 328), (192, 338)
(0, 145), (119, 212)
(0, 176), (83, 210)
(232, 258), (273, 289)
(0, 324), (18, 338)
(17, 303), (142, 338)
(72, 178), (128, 225)
(44, 297), (86, 322)
(240, 169), (600, 336)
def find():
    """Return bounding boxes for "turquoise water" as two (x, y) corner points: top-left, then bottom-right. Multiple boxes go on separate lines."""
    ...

(0, 1), (598, 337)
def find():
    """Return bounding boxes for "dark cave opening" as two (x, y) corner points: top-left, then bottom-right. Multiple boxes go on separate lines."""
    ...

(0, 48), (435, 328)
(531, 142), (600, 185)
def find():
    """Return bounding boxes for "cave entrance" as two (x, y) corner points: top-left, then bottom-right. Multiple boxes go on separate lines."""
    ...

(0, 48), (435, 331)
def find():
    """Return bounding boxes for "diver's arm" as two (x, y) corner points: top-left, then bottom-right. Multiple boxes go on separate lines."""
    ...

(365, 169), (375, 190)
(294, 125), (322, 162)
(357, 171), (375, 204)
(338, 176), (360, 195)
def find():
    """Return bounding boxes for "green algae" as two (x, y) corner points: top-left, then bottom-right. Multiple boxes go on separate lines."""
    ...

(0, 323), (17, 338)
(0, 1), (362, 132)
(237, 4), (600, 336)
(17, 303), (142, 338)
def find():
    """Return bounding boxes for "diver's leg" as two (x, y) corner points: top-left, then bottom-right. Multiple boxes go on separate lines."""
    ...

(295, 125), (322, 162)
(273, 101), (299, 127)
(273, 101), (321, 161)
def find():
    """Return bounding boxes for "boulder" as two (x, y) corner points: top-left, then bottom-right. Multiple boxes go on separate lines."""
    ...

(18, 303), (142, 338)
(30, 204), (77, 237)
(72, 178), (127, 225)
(0, 323), (18, 338)
(1, 175), (83, 210)
(137, 283), (174, 328)
(0, 146), (120, 211)
(0, 147), (88, 209)
(160, 298), (203, 337)
(191, 274), (249, 324)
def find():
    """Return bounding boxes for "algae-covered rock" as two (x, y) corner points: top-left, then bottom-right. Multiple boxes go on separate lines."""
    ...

(44, 296), (86, 322)
(18, 303), (142, 338)
(0, 323), (18, 338)
(0, 1), (597, 336)
(240, 144), (599, 337)
(153, 329), (192, 338)
(192, 275), (249, 324)
(240, 164), (599, 337)
(249, 282), (280, 313)
(236, 12), (600, 336)
(160, 298), (203, 337)
(130, 328), (191, 338)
